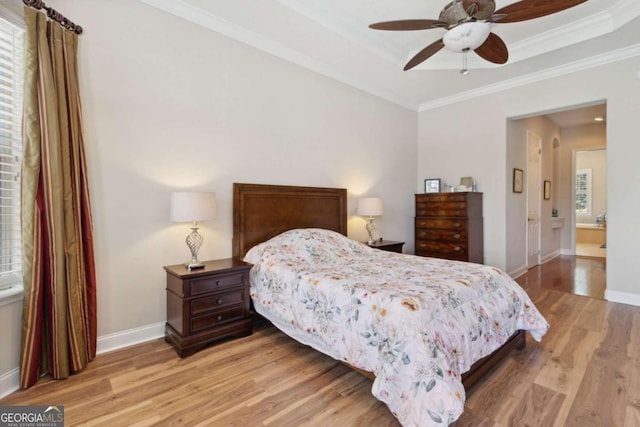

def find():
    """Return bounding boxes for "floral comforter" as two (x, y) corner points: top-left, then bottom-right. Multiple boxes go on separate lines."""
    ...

(244, 229), (548, 426)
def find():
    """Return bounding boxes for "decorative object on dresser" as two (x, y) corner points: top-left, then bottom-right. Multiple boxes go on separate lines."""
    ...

(170, 191), (217, 270)
(357, 197), (383, 244)
(164, 258), (252, 357)
(415, 192), (484, 263)
(366, 239), (404, 253)
(424, 178), (441, 193)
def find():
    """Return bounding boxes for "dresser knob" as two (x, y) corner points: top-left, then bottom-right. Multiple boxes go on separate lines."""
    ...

(454, 211), (461, 215)
(454, 234), (461, 239)
(419, 243), (426, 248)
(453, 223), (461, 228)
(217, 315), (223, 321)
(217, 299), (223, 304)
(216, 281), (221, 286)
(453, 246), (461, 252)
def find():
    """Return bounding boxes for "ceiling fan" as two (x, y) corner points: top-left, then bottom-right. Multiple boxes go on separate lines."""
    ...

(369, 0), (588, 72)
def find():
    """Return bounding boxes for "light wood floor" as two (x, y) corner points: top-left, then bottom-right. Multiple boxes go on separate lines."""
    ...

(2, 256), (635, 426)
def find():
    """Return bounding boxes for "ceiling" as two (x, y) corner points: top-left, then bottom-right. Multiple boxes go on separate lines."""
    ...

(142, 0), (640, 112)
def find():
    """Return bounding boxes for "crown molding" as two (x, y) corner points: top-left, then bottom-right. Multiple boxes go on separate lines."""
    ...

(418, 43), (640, 112)
(138, 0), (418, 111)
(139, 0), (639, 112)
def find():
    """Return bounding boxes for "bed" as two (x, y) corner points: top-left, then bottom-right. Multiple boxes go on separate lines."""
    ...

(232, 183), (548, 426)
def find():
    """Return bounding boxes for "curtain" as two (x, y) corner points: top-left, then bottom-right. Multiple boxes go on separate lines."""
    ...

(20, 6), (97, 389)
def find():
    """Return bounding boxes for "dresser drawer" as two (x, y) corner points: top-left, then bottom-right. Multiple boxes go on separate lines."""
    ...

(191, 288), (245, 316)
(416, 249), (468, 261)
(191, 272), (244, 296)
(191, 305), (245, 332)
(415, 240), (468, 256)
(416, 229), (467, 242)
(415, 218), (468, 231)
(416, 194), (467, 203)
(416, 201), (468, 217)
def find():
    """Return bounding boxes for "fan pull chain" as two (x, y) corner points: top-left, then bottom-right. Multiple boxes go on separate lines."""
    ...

(460, 48), (470, 75)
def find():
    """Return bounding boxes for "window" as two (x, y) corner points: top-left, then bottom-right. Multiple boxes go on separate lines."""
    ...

(0, 15), (23, 291)
(575, 168), (592, 216)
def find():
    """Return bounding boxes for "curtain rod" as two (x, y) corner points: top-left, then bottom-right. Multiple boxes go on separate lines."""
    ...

(23, 0), (83, 34)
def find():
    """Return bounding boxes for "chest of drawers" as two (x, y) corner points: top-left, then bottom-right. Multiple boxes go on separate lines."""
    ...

(164, 258), (252, 357)
(415, 192), (483, 263)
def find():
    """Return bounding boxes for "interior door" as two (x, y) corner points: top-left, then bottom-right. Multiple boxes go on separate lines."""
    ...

(527, 131), (541, 268)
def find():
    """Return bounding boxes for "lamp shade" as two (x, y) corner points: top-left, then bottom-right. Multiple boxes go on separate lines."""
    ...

(170, 192), (217, 222)
(357, 197), (383, 217)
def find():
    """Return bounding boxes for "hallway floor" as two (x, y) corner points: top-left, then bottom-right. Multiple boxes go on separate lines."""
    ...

(515, 255), (606, 299)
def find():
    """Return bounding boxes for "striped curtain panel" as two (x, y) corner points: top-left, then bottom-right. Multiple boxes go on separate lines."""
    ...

(20, 7), (97, 389)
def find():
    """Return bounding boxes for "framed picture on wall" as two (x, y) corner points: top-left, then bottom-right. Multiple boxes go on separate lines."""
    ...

(544, 180), (551, 200)
(513, 168), (523, 193)
(425, 178), (441, 193)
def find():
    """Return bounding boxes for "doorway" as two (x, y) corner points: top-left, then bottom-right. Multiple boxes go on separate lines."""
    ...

(574, 148), (607, 258)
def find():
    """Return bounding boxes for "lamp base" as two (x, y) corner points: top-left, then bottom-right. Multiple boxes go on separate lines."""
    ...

(186, 262), (205, 270)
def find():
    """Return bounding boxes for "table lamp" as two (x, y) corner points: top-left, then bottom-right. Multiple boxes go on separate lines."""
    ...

(170, 191), (217, 269)
(357, 197), (383, 244)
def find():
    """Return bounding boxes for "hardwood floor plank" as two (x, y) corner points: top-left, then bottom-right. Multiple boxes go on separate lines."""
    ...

(563, 302), (634, 427)
(507, 383), (566, 426)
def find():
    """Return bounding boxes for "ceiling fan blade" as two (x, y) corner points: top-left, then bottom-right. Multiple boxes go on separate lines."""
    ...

(493, 0), (587, 24)
(475, 32), (509, 64)
(404, 39), (445, 71)
(369, 19), (448, 31)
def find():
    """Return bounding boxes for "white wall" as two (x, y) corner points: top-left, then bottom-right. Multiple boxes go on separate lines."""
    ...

(418, 56), (640, 304)
(1, 0), (418, 393)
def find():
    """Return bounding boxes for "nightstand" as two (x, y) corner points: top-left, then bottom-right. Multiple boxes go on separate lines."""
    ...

(366, 240), (405, 253)
(164, 258), (252, 357)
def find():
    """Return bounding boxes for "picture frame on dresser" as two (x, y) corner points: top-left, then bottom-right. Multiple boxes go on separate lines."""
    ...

(424, 178), (441, 193)
(513, 168), (523, 193)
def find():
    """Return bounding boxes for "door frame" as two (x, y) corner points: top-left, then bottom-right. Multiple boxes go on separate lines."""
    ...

(526, 130), (542, 268)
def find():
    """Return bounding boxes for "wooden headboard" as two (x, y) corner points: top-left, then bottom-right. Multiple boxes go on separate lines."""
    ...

(232, 183), (347, 259)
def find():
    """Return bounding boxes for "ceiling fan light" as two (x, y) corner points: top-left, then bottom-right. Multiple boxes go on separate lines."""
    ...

(443, 22), (492, 52)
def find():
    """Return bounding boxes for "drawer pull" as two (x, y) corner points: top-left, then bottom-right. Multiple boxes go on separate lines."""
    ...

(454, 211), (461, 215)
(217, 299), (223, 304)
(453, 246), (461, 252)
(453, 223), (461, 228)
(454, 234), (461, 239)
(419, 243), (426, 248)
(217, 315), (223, 321)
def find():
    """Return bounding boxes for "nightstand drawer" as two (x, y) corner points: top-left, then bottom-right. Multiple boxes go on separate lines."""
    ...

(191, 305), (245, 332)
(191, 288), (245, 315)
(191, 272), (244, 296)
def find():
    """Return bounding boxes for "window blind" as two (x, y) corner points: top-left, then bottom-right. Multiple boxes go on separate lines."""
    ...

(0, 17), (23, 288)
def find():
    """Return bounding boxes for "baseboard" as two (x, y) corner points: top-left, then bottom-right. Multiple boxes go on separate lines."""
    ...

(540, 250), (560, 264)
(560, 248), (574, 255)
(508, 265), (528, 279)
(0, 368), (19, 399)
(96, 321), (165, 355)
(605, 290), (640, 307)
